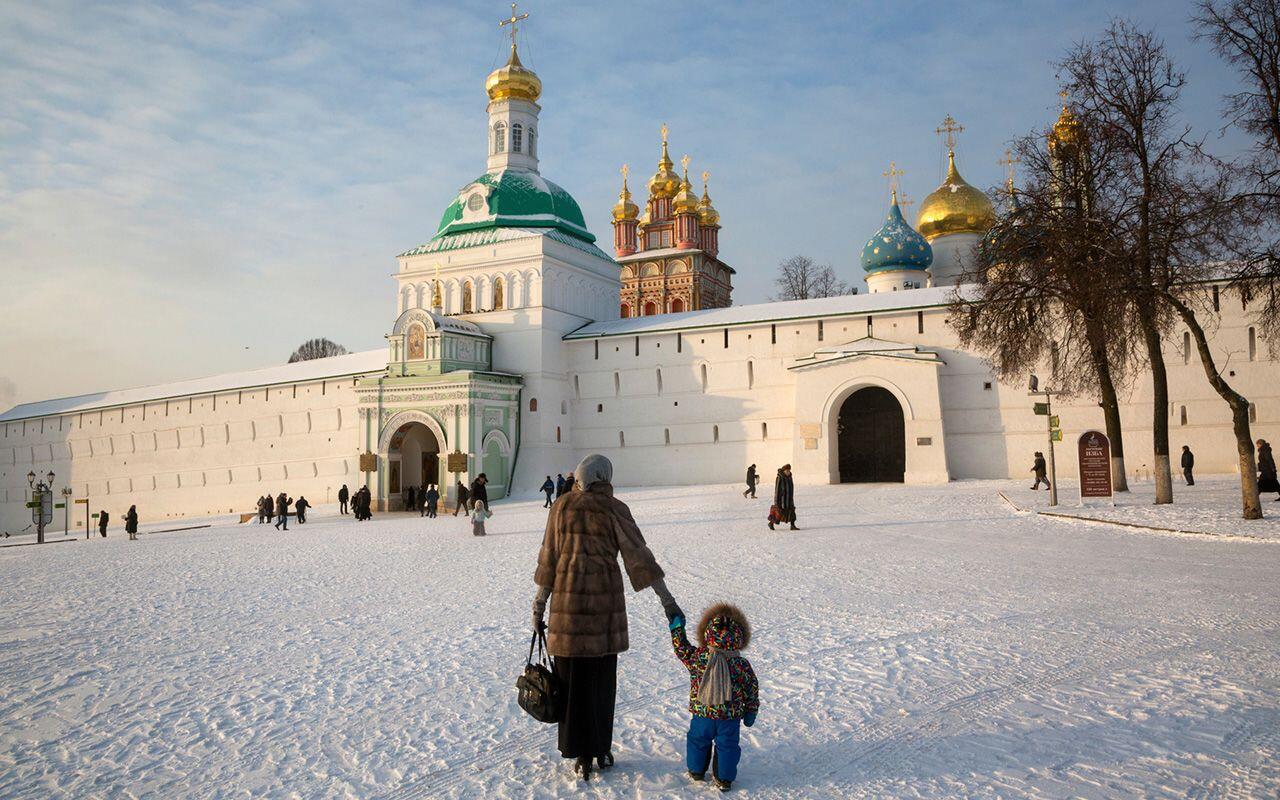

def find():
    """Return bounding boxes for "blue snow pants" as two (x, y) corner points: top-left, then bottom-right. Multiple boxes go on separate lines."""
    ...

(686, 715), (741, 782)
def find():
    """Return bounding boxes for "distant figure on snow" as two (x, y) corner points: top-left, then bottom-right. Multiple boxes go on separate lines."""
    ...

(470, 499), (490, 536)
(274, 493), (292, 530)
(265, 494), (275, 525)
(406, 485), (417, 514)
(563, 471), (576, 495)
(1257, 439), (1280, 500)
(555, 473), (566, 499)
(356, 486), (373, 521)
(295, 496), (310, 524)
(471, 474), (489, 513)
(1181, 445), (1195, 486)
(1030, 452), (1050, 490)
(541, 476), (555, 507)
(669, 604), (760, 791)
(424, 484), (440, 518)
(338, 484), (350, 515)
(98, 509), (109, 538)
(453, 481), (470, 516)
(769, 464), (798, 531)
(743, 464), (758, 499)
(256, 496), (267, 524)
(124, 505), (139, 541)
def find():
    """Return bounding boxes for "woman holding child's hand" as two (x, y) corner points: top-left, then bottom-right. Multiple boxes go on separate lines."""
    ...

(531, 454), (681, 782)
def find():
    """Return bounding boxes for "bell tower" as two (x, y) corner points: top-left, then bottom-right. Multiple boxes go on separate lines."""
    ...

(485, 4), (541, 175)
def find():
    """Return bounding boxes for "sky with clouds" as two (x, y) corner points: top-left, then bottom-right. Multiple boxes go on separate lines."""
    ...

(0, 0), (1253, 408)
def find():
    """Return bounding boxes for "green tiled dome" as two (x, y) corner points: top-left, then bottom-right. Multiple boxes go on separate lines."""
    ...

(434, 170), (595, 243)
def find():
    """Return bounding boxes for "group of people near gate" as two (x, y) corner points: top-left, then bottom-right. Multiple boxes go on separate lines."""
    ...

(531, 454), (760, 790)
(741, 463), (799, 531)
(254, 493), (312, 529)
(336, 485), (374, 520)
(538, 471), (580, 508)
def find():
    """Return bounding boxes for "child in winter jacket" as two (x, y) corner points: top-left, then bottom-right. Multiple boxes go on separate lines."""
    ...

(470, 500), (489, 536)
(669, 603), (759, 791)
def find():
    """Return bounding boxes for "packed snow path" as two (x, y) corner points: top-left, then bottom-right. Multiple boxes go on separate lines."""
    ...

(1, 482), (1277, 799)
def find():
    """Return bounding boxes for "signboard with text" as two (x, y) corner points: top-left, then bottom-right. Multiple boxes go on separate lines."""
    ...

(358, 452), (379, 472)
(1077, 430), (1113, 503)
(447, 451), (469, 473)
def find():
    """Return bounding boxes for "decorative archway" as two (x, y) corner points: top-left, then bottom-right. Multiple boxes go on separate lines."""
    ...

(377, 410), (448, 509)
(836, 386), (905, 482)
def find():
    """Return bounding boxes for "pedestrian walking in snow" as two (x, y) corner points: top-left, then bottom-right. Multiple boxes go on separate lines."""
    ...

(405, 486), (415, 514)
(1257, 440), (1280, 500)
(295, 496), (310, 524)
(471, 474), (489, 513)
(471, 500), (490, 536)
(275, 493), (292, 530)
(669, 604), (759, 792)
(256, 496), (266, 524)
(541, 476), (555, 507)
(769, 464), (798, 531)
(98, 509), (109, 538)
(555, 473), (566, 499)
(265, 494), (275, 525)
(425, 484), (440, 518)
(338, 485), (350, 515)
(1030, 452), (1050, 490)
(532, 454), (681, 782)
(1181, 445), (1195, 486)
(124, 505), (139, 541)
(563, 472), (576, 494)
(453, 481), (470, 516)
(743, 465), (758, 499)
(356, 486), (373, 520)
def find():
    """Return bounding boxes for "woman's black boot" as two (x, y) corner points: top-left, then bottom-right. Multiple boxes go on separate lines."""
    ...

(574, 756), (593, 781)
(597, 752), (614, 770)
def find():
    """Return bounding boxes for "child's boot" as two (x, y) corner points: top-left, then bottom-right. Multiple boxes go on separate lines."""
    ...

(688, 770), (705, 781)
(715, 777), (733, 791)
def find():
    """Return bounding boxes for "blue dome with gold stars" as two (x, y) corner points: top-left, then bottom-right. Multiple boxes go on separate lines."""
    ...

(861, 194), (933, 273)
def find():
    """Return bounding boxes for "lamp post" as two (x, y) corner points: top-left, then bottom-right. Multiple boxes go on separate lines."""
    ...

(27, 469), (55, 544)
(1028, 375), (1061, 507)
(61, 487), (73, 536)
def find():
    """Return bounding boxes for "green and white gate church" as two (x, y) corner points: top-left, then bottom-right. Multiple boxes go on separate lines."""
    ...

(354, 29), (621, 510)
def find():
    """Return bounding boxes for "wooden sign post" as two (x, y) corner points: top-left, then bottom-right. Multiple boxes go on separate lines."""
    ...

(1077, 430), (1114, 506)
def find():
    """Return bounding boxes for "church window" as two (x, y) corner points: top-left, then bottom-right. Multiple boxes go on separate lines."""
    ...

(528, 127), (536, 156)
(713, 425), (720, 443)
(463, 281), (474, 313)
(818, 321), (824, 342)
(1183, 331), (1191, 364)
(614, 372), (620, 397)
(620, 304), (630, 318)
(677, 332), (683, 353)
(1213, 285), (1220, 312)
(594, 341), (599, 360)
(494, 277), (505, 310)
(597, 403), (603, 412)
(867, 315), (873, 337)
(493, 122), (506, 154)
(700, 364), (708, 392)
(656, 368), (663, 394)
(1248, 326), (1257, 361)
(983, 381), (993, 391)
(662, 230), (672, 247)
(635, 336), (640, 356)
(619, 431), (625, 447)
(671, 298), (685, 313)
(918, 311), (925, 334)
(529, 398), (537, 412)
(1180, 405), (1187, 426)
(407, 323), (426, 360)
(771, 324), (776, 345)
(561, 400), (568, 414)
(511, 123), (523, 153)
(664, 428), (671, 445)
(723, 329), (729, 348)
(644, 301), (657, 316)
(574, 376), (580, 398)
(762, 422), (768, 439)
(556, 426), (561, 442)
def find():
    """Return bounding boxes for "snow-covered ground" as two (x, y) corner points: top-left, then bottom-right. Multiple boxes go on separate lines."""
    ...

(1, 481), (1277, 799)
(1012, 475), (1280, 540)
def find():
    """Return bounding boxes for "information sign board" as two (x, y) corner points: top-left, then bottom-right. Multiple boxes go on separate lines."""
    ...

(1078, 430), (1113, 502)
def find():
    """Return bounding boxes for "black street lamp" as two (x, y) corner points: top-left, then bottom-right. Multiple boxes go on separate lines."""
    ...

(27, 469), (56, 544)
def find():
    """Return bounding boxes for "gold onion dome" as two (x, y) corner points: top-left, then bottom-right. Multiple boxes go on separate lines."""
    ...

(916, 150), (996, 241)
(485, 44), (542, 103)
(649, 134), (680, 199)
(612, 169), (639, 222)
(1049, 102), (1082, 155)
(698, 174), (719, 226)
(673, 161), (699, 214)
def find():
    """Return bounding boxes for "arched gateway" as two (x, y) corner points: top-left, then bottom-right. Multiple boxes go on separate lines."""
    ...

(837, 386), (905, 482)
(386, 421), (442, 509)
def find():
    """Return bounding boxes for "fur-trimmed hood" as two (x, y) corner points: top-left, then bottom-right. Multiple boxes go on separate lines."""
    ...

(697, 603), (751, 651)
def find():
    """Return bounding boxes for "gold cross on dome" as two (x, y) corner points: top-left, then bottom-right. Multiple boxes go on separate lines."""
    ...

(500, 3), (528, 48)
(899, 192), (914, 212)
(936, 114), (964, 152)
(882, 160), (904, 197)
(701, 169), (710, 188)
(998, 149), (1021, 191)
(680, 154), (690, 174)
(1059, 88), (1070, 106)
(661, 122), (669, 143)
(621, 163), (629, 179)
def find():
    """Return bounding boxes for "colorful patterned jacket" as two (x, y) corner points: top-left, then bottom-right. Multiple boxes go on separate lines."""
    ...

(671, 613), (759, 721)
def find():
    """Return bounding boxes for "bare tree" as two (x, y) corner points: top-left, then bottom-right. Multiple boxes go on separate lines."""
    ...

(288, 338), (349, 363)
(1064, 18), (1263, 518)
(953, 105), (1136, 491)
(771, 255), (851, 300)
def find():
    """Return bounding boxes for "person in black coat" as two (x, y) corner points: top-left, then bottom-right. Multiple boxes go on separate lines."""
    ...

(406, 485), (417, 514)
(295, 496), (310, 524)
(555, 473), (566, 499)
(563, 472), (576, 494)
(98, 509), (109, 538)
(1181, 445), (1195, 486)
(743, 464), (758, 499)
(425, 484), (440, 518)
(275, 493), (292, 530)
(471, 474), (489, 511)
(770, 464), (798, 531)
(541, 476), (555, 507)
(1030, 452), (1050, 490)
(264, 494), (275, 524)
(1258, 440), (1280, 499)
(453, 481), (470, 516)
(338, 485), (350, 515)
(125, 505), (139, 540)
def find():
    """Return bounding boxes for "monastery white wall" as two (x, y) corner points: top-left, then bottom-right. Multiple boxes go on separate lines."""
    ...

(0, 376), (369, 535)
(563, 282), (1278, 488)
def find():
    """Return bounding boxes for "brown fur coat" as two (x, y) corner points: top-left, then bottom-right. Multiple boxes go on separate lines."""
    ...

(534, 482), (664, 657)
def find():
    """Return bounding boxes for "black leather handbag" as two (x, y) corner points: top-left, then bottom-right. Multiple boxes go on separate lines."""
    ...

(517, 629), (563, 723)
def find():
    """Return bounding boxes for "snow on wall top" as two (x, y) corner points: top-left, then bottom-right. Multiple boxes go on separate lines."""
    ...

(0, 349), (388, 424)
(565, 284), (973, 339)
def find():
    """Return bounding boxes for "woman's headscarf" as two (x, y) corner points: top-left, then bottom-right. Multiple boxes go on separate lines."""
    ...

(574, 453), (613, 488)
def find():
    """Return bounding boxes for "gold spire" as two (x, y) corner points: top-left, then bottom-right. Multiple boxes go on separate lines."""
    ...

(697, 169), (719, 225)
(673, 155), (699, 214)
(486, 4), (541, 102)
(612, 163), (639, 222)
(648, 123), (680, 199)
(882, 160), (904, 204)
(1049, 92), (1082, 154)
(916, 116), (996, 241)
(432, 263), (443, 309)
(998, 149), (1021, 196)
